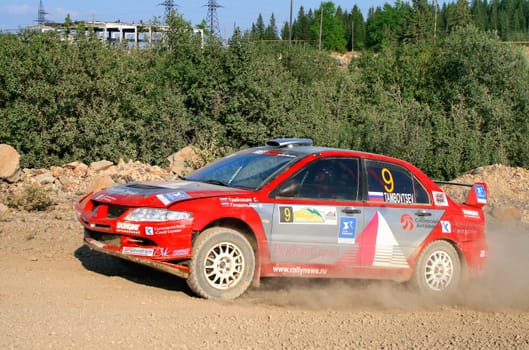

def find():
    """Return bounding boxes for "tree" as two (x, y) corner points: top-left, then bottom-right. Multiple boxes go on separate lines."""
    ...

(403, 0), (436, 44)
(292, 6), (315, 43)
(311, 2), (347, 52)
(432, 26), (529, 171)
(350, 5), (366, 50)
(251, 14), (266, 40)
(264, 13), (279, 40)
(365, 2), (409, 49)
(446, 0), (473, 32)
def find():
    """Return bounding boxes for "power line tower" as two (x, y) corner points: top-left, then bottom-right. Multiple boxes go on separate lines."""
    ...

(205, 0), (222, 37)
(37, 0), (48, 25)
(159, 0), (177, 24)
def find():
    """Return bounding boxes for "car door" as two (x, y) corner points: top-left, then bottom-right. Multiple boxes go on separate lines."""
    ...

(358, 159), (444, 268)
(269, 157), (365, 265)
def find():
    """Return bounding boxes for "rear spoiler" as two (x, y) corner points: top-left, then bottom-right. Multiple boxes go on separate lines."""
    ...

(434, 181), (488, 209)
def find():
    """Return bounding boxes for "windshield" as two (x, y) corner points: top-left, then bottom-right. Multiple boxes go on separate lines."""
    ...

(186, 150), (299, 190)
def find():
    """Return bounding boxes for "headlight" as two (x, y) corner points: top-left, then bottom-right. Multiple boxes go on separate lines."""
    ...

(124, 208), (192, 222)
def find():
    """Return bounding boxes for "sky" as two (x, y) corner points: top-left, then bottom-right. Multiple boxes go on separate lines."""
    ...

(0, 0), (389, 36)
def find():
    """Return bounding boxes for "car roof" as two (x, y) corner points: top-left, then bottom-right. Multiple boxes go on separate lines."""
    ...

(242, 138), (416, 169)
(248, 138), (389, 160)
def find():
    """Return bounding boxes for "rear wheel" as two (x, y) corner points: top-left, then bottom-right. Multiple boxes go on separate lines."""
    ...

(411, 240), (461, 297)
(187, 227), (255, 300)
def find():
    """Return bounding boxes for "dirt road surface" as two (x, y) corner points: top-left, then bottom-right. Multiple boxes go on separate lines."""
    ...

(1, 205), (529, 349)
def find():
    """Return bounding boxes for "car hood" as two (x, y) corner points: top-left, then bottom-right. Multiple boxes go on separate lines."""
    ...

(91, 180), (252, 207)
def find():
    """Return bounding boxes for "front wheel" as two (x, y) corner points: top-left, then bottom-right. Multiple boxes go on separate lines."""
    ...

(410, 240), (461, 298)
(187, 227), (255, 300)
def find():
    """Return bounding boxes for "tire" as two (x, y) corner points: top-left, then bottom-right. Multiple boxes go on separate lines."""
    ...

(410, 240), (461, 298)
(187, 227), (255, 300)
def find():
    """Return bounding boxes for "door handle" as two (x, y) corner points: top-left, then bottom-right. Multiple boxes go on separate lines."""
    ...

(415, 210), (432, 217)
(342, 207), (361, 214)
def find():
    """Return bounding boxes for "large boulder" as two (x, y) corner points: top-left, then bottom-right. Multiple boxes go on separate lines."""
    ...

(167, 146), (199, 175)
(0, 144), (21, 182)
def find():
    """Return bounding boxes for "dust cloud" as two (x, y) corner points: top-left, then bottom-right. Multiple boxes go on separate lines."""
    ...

(458, 219), (529, 310)
(243, 218), (529, 312)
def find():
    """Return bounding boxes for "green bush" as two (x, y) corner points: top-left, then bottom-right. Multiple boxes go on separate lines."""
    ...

(6, 185), (56, 211)
(1, 19), (529, 181)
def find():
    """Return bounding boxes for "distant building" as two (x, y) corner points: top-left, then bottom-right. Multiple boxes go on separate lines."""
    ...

(24, 20), (204, 48)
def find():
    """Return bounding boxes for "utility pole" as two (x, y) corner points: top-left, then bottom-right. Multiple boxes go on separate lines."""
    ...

(159, 0), (177, 24)
(433, 0), (438, 39)
(205, 0), (222, 37)
(289, 0), (293, 46)
(318, 3), (323, 50)
(351, 19), (354, 51)
(37, 0), (48, 25)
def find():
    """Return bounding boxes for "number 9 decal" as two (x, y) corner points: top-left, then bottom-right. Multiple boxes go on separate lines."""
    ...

(284, 207), (291, 222)
(280, 206), (294, 223)
(382, 168), (394, 193)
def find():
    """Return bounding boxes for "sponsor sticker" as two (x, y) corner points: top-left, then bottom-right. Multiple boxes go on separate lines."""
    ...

(156, 247), (170, 257)
(94, 194), (117, 202)
(172, 248), (190, 257)
(272, 243), (339, 260)
(116, 222), (140, 234)
(440, 220), (451, 233)
(474, 184), (487, 204)
(145, 226), (154, 235)
(433, 191), (448, 206)
(157, 191), (191, 205)
(463, 209), (480, 218)
(400, 214), (415, 230)
(338, 217), (357, 244)
(122, 247), (154, 256)
(278, 205), (337, 224)
(153, 224), (186, 234)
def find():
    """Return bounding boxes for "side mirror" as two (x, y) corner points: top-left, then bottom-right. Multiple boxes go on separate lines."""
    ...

(276, 179), (300, 198)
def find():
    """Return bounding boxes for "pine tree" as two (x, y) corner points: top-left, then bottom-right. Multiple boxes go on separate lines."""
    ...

(252, 14), (266, 40)
(264, 13), (279, 40)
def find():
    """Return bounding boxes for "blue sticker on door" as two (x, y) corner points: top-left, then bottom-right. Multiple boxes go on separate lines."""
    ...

(338, 217), (357, 244)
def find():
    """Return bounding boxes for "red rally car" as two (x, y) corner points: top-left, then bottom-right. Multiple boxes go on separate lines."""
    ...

(76, 138), (488, 300)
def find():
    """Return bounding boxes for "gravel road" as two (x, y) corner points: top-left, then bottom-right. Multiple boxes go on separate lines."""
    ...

(1, 208), (529, 349)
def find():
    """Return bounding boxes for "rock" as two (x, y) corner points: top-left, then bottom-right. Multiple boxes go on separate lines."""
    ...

(50, 166), (64, 178)
(102, 165), (119, 176)
(167, 146), (198, 175)
(64, 161), (88, 176)
(86, 174), (115, 194)
(0, 144), (21, 181)
(34, 171), (56, 185)
(88, 160), (114, 174)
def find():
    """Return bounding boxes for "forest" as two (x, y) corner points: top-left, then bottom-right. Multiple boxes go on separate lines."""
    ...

(254, 0), (529, 50)
(0, 1), (529, 180)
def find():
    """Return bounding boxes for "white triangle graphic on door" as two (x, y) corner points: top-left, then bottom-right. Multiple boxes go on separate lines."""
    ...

(373, 212), (409, 268)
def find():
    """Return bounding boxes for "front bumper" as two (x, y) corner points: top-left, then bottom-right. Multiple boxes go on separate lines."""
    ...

(84, 237), (190, 279)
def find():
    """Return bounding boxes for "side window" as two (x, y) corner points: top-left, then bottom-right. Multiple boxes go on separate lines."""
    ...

(413, 177), (430, 204)
(365, 160), (430, 204)
(282, 158), (359, 201)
